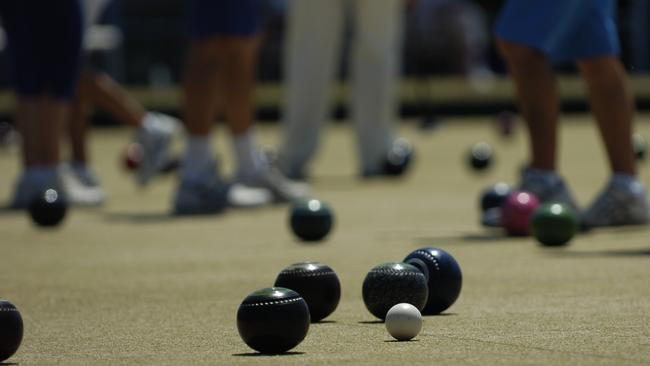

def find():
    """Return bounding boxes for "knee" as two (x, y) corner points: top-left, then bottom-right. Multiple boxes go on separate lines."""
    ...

(187, 39), (223, 70)
(577, 57), (621, 80)
(497, 38), (544, 65)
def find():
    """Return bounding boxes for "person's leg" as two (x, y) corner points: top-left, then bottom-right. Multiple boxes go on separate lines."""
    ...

(216, 34), (309, 202)
(62, 69), (111, 206)
(77, 68), (181, 186)
(179, 0), (306, 202)
(10, 97), (70, 209)
(180, 37), (223, 184)
(352, 0), (403, 175)
(175, 38), (272, 213)
(17, 97), (68, 168)
(492, 40), (578, 213)
(578, 57), (635, 176)
(218, 36), (266, 181)
(2, 0), (83, 208)
(578, 56), (648, 226)
(68, 0), (177, 191)
(85, 70), (146, 127)
(67, 66), (180, 190)
(485, 0), (582, 224)
(278, 0), (344, 178)
(174, 0), (272, 214)
(220, 37), (258, 137)
(64, 0), (157, 201)
(67, 69), (98, 167)
(65, 0), (110, 166)
(497, 40), (558, 171)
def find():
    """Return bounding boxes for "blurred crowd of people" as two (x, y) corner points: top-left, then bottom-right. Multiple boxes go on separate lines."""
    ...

(0, 0), (647, 228)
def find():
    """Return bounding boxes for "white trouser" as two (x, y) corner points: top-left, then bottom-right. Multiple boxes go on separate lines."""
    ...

(280, 0), (403, 173)
(82, 0), (111, 28)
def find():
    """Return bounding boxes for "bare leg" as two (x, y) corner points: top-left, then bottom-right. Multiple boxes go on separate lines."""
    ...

(174, 36), (274, 212)
(219, 36), (259, 137)
(86, 70), (146, 127)
(578, 57), (636, 176)
(497, 39), (559, 171)
(217, 36), (267, 181)
(16, 95), (68, 168)
(182, 38), (223, 136)
(15, 98), (40, 168)
(68, 71), (93, 164)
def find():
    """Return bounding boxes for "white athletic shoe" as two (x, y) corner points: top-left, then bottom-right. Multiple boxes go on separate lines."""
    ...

(581, 177), (649, 228)
(60, 164), (106, 207)
(226, 183), (274, 208)
(135, 113), (181, 186)
(236, 153), (310, 203)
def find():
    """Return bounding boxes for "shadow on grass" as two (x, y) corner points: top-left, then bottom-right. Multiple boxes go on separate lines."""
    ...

(0, 206), (20, 216)
(103, 212), (178, 223)
(548, 248), (650, 258)
(416, 224), (650, 246)
(308, 173), (412, 188)
(103, 209), (227, 223)
(358, 320), (384, 324)
(424, 312), (458, 317)
(232, 351), (304, 357)
(582, 225), (650, 235)
(384, 339), (421, 343)
(308, 175), (356, 188)
(0, 362), (19, 365)
(414, 231), (523, 245)
(313, 320), (336, 325)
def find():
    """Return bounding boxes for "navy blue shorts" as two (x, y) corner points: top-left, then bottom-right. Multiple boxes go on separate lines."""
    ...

(187, 0), (262, 40)
(0, 0), (83, 100)
(495, 0), (620, 63)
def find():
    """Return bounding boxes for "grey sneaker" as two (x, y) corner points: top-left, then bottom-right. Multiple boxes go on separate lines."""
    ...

(480, 168), (578, 227)
(135, 113), (180, 186)
(61, 164), (106, 207)
(9, 173), (63, 209)
(274, 150), (308, 182)
(173, 179), (229, 216)
(519, 167), (578, 211)
(173, 161), (272, 215)
(279, 163), (308, 182)
(581, 178), (649, 228)
(173, 181), (273, 215)
(237, 152), (310, 203)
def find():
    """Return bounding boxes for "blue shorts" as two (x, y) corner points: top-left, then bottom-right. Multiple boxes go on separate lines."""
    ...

(495, 0), (620, 63)
(0, 0), (83, 100)
(188, 0), (261, 40)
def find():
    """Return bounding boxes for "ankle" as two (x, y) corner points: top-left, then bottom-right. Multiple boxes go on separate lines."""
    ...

(611, 173), (645, 196)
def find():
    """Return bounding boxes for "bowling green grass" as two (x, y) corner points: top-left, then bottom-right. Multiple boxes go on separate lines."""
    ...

(0, 114), (649, 365)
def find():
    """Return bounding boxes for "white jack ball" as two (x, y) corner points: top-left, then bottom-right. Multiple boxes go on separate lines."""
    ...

(385, 303), (422, 341)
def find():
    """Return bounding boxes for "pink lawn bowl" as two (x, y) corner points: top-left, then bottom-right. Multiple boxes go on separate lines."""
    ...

(502, 191), (540, 236)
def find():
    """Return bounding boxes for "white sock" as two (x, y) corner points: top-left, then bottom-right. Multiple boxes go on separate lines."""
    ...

(232, 130), (265, 181)
(525, 167), (562, 186)
(612, 173), (645, 196)
(181, 135), (214, 183)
